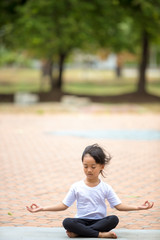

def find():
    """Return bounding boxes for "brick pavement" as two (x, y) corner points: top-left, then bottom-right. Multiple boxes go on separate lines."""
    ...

(0, 109), (160, 230)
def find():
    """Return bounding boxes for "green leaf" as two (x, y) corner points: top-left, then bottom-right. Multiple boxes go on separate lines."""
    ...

(8, 212), (12, 216)
(126, 195), (140, 198)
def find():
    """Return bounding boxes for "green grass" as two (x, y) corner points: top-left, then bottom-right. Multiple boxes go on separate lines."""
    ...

(146, 81), (160, 96)
(0, 68), (50, 93)
(0, 83), (48, 93)
(63, 80), (160, 96)
(63, 81), (137, 95)
(0, 67), (160, 96)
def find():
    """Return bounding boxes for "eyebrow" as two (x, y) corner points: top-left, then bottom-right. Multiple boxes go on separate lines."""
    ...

(83, 164), (96, 166)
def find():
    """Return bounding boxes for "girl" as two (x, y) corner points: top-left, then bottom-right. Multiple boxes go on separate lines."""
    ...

(26, 144), (154, 239)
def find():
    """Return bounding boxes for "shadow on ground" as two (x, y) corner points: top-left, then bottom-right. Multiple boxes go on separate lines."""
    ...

(0, 91), (160, 103)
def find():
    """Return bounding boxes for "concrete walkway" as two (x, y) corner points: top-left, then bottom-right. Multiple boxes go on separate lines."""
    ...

(0, 227), (160, 240)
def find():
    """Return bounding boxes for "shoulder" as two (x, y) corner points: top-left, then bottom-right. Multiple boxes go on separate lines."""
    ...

(100, 180), (111, 188)
(70, 180), (84, 189)
(99, 180), (113, 191)
(99, 181), (118, 199)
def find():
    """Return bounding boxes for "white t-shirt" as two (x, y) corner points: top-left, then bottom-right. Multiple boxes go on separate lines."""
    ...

(63, 180), (121, 219)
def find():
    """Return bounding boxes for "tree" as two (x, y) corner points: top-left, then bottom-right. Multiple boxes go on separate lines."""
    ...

(86, 0), (160, 94)
(118, 0), (160, 94)
(12, 0), (93, 91)
(79, 1), (139, 77)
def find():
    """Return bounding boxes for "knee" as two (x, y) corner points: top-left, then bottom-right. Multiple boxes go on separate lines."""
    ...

(111, 215), (119, 227)
(63, 218), (72, 229)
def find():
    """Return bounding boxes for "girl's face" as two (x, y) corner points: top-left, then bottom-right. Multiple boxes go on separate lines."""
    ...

(82, 154), (104, 180)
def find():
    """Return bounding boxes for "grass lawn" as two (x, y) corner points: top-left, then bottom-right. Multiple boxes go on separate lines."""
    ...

(63, 81), (137, 95)
(0, 67), (160, 96)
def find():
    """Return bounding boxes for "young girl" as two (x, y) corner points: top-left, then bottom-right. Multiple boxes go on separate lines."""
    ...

(26, 144), (154, 239)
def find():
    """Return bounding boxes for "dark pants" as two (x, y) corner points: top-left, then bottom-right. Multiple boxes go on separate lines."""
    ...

(63, 215), (119, 238)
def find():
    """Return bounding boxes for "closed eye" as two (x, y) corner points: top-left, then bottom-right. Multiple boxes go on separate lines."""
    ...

(83, 166), (96, 169)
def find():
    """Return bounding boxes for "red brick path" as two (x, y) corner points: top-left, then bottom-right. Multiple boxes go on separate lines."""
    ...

(0, 112), (160, 229)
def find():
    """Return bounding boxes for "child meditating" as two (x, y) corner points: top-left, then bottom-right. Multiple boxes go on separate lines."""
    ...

(26, 144), (154, 239)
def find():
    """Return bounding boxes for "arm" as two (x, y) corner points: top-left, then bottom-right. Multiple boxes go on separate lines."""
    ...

(26, 202), (68, 213)
(115, 200), (154, 211)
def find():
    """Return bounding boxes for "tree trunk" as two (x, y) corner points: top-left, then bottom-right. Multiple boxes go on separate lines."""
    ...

(116, 65), (122, 78)
(47, 60), (55, 91)
(137, 30), (149, 94)
(116, 54), (123, 78)
(56, 52), (66, 89)
(40, 59), (55, 91)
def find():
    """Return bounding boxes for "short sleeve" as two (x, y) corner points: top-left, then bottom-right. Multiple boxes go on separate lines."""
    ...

(106, 185), (121, 208)
(62, 185), (76, 207)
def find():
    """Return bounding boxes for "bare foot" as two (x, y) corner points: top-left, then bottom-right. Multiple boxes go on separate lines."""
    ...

(66, 230), (79, 238)
(98, 231), (117, 238)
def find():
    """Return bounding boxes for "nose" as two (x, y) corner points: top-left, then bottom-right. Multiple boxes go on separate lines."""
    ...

(87, 168), (92, 173)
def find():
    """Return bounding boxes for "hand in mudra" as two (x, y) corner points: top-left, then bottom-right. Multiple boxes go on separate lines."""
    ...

(26, 203), (43, 213)
(138, 201), (154, 210)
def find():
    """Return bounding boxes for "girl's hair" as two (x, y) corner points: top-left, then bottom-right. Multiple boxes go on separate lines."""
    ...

(81, 144), (112, 177)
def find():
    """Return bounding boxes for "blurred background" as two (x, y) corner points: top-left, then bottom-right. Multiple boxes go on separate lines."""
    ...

(0, 0), (160, 107)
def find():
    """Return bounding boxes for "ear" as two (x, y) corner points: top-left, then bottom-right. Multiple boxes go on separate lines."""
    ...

(101, 164), (105, 170)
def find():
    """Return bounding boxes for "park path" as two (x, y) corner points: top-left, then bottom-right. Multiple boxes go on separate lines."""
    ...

(0, 108), (160, 230)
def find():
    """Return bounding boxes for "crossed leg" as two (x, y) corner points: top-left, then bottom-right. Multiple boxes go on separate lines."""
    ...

(63, 215), (119, 238)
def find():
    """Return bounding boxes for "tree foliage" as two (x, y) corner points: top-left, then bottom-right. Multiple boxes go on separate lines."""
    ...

(13, 0), (95, 88)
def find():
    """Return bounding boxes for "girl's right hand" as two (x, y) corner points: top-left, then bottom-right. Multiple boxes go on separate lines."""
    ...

(26, 203), (43, 213)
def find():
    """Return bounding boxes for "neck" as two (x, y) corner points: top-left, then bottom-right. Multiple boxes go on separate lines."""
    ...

(85, 178), (100, 187)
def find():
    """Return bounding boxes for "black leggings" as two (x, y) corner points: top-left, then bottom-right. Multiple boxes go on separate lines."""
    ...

(63, 215), (119, 238)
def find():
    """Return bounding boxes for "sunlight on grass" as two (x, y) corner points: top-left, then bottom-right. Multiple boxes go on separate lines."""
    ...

(0, 67), (160, 96)
(0, 68), (50, 93)
(147, 81), (160, 96)
(63, 81), (137, 95)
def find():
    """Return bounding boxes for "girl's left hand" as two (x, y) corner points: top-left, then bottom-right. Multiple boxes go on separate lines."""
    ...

(138, 201), (154, 210)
